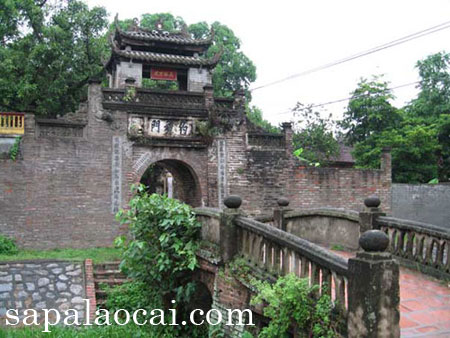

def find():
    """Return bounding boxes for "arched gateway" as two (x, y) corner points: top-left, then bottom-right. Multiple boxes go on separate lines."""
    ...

(140, 159), (202, 207)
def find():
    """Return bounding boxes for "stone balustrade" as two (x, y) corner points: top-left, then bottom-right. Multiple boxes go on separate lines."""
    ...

(195, 195), (401, 337)
(377, 215), (450, 278)
(235, 215), (349, 314)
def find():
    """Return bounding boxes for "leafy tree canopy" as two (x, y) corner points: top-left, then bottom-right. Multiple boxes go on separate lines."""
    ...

(292, 103), (340, 166)
(341, 53), (450, 183)
(0, 0), (108, 117)
(340, 75), (401, 145)
(246, 105), (280, 134)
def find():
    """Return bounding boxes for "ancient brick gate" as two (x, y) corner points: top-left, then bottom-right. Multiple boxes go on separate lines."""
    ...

(0, 21), (392, 249)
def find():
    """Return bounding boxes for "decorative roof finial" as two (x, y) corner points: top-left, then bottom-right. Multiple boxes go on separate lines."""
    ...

(130, 18), (139, 31)
(155, 18), (164, 31)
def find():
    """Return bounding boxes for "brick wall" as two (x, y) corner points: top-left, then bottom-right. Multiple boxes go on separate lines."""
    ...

(0, 82), (392, 249)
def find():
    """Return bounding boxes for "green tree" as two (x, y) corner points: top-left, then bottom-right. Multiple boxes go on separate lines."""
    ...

(340, 76), (401, 145)
(342, 72), (443, 183)
(0, 0), (108, 117)
(407, 51), (450, 181)
(246, 105), (280, 134)
(292, 103), (340, 166)
(352, 120), (440, 183)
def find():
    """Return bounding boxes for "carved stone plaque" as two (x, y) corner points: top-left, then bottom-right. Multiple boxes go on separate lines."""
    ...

(128, 116), (193, 137)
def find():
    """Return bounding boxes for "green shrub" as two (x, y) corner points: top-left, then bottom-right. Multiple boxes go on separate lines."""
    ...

(104, 281), (163, 323)
(114, 186), (203, 336)
(251, 274), (343, 338)
(0, 235), (18, 255)
(115, 187), (201, 298)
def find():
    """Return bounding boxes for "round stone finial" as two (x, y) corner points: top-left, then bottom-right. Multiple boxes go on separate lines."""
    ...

(364, 196), (381, 208)
(224, 195), (242, 209)
(359, 230), (389, 252)
(277, 197), (290, 207)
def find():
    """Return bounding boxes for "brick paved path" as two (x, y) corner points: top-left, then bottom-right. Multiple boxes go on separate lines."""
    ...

(399, 268), (450, 337)
(329, 249), (450, 337)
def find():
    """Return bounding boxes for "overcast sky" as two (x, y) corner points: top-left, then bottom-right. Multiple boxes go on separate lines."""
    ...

(87, 0), (450, 125)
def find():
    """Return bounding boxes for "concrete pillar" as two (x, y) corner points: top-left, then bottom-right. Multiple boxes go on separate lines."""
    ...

(381, 147), (392, 176)
(273, 197), (291, 231)
(347, 230), (400, 338)
(233, 89), (246, 118)
(203, 84), (214, 109)
(282, 122), (293, 157)
(359, 196), (385, 233)
(220, 195), (241, 263)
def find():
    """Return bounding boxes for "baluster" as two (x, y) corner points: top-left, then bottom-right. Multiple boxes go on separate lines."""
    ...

(273, 244), (281, 274)
(322, 268), (332, 296)
(387, 228), (395, 253)
(397, 230), (404, 255)
(424, 236), (433, 265)
(293, 252), (300, 277)
(281, 248), (290, 275)
(310, 262), (320, 288)
(444, 240), (450, 273)
(436, 239), (445, 269)
(333, 272), (346, 313)
(252, 235), (263, 267)
(300, 256), (308, 278)
(265, 241), (274, 273)
(260, 239), (267, 267)
(415, 234), (424, 262)
(247, 232), (255, 263)
(241, 229), (249, 258)
(405, 231), (414, 259)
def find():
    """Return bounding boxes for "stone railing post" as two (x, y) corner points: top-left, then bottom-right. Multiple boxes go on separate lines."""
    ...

(273, 197), (291, 231)
(220, 195), (242, 263)
(347, 230), (400, 338)
(359, 196), (385, 233)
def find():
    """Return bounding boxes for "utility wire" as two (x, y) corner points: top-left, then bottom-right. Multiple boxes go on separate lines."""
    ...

(277, 80), (420, 115)
(251, 20), (450, 92)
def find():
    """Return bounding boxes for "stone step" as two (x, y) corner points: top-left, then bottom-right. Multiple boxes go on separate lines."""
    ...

(94, 278), (128, 287)
(93, 262), (121, 271)
(93, 270), (125, 279)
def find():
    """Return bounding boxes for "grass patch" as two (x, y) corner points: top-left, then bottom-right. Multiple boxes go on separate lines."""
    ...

(0, 324), (161, 337)
(330, 244), (346, 251)
(0, 247), (121, 264)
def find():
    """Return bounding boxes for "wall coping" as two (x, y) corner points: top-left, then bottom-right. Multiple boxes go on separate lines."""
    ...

(285, 208), (359, 222)
(36, 118), (87, 128)
(0, 258), (83, 265)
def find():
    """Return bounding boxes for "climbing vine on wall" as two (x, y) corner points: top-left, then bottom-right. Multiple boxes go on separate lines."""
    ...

(9, 136), (21, 161)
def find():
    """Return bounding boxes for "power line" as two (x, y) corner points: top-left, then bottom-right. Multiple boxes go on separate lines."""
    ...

(277, 80), (420, 115)
(251, 20), (450, 92)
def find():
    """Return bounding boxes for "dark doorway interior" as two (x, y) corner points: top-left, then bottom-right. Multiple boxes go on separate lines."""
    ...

(140, 159), (201, 207)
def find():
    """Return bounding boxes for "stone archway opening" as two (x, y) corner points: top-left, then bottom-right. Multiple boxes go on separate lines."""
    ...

(140, 159), (201, 207)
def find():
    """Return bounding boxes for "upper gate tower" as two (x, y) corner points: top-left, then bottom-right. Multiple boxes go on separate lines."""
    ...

(106, 16), (221, 91)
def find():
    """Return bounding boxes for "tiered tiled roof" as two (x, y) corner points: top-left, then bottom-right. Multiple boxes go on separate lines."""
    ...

(110, 38), (221, 67)
(107, 16), (221, 69)
(117, 28), (213, 46)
